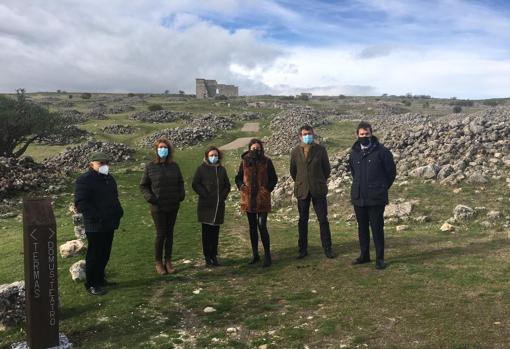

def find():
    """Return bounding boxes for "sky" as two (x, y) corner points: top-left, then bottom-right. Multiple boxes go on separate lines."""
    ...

(1, 0), (510, 98)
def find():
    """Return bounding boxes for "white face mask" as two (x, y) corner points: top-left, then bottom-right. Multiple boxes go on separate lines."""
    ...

(98, 164), (109, 175)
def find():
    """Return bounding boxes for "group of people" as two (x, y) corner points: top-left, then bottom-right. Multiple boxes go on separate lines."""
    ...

(74, 121), (396, 296)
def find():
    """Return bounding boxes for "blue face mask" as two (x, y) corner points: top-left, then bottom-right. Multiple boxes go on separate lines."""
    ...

(157, 147), (169, 158)
(208, 156), (219, 164)
(302, 134), (314, 145)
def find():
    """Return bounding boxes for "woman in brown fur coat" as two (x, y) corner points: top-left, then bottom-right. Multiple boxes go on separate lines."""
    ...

(235, 139), (278, 267)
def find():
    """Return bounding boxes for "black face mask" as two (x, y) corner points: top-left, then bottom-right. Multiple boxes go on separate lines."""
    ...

(251, 149), (262, 158)
(358, 136), (371, 146)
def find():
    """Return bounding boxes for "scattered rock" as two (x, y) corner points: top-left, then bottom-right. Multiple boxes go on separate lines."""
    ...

(59, 240), (86, 258)
(396, 225), (409, 232)
(203, 307), (216, 313)
(0, 281), (25, 328)
(453, 204), (475, 221)
(102, 124), (135, 135)
(69, 260), (86, 281)
(440, 222), (455, 232)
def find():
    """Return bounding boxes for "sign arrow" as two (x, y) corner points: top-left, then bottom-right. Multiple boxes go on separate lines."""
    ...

(48, 228), (55, 240)
(30, 229), (38, 241)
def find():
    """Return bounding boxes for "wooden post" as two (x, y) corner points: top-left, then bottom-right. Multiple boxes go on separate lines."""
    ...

(22, 197), (59, 349)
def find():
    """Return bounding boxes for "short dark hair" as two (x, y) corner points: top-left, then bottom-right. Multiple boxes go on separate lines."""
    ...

(298, 125), (314, 135)
(204, 146), (222, 161)
(248, 138), (264, 151)
(356, 121), (373, 135)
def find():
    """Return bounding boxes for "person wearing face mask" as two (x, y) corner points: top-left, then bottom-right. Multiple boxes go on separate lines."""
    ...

(290, 125), (334, 259)
(74, 152), (124, 296)
(235, 139), (278, 267)
(140, 138), (185, 275)
(192, 146), (231, 266)
(349, 121), (396, 270)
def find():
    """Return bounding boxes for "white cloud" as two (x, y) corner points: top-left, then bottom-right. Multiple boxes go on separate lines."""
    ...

(1, 0), (510, 98)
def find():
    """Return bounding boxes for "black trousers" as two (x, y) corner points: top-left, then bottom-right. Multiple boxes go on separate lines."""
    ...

(247, 212), (270, 256)
(85, 230), (114, 287)
(202, 224), (220, 258)
(297, 193), (332, 253)
(353, 205), (385, 262)
(151, 210), (178, 262)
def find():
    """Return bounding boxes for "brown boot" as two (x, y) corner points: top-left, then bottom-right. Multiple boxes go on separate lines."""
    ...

(155, 261), (167, 275)
(165, 259), (175, 274)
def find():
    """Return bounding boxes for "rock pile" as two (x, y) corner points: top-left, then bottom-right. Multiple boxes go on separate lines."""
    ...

(102, 124), (135, 135)
(84, 111), (108, 120)
(108, 104), (135, 114)
(36, 125), (89, 145)
(139, 127), (215, 148)
(375, 109), (510, 184)
(0, 157), (66, 199)
(60, 109), (87, 123)
(265, 107), (329, 155)
(232, 112), (261, 121)
(46, 141), (134, 173)
(0, 281), (25, 328)
(129, 110), (190, 123)
(184, 114), (235, 131)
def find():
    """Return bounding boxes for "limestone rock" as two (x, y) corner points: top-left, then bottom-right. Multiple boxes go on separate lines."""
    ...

(60, 240), (86, 258)
(453, 205), (475, 221)
(69, 260), (86, 281)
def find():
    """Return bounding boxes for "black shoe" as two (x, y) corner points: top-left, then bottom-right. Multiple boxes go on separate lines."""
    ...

(375, 260), (386, 270)
(324, 249), (335, 259)
(211, 256), (220, 266)
(99, 279), (117, 287)
(205, 256), (213, 266)
(263, 254), (272, 268)
(352, 257), (371, 265)
(249, 255), (260, 264)
(86, 286), (106, 296)
(297, 251), (308, 259)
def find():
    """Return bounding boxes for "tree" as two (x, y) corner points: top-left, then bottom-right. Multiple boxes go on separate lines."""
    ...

(80, 92), (92, 99)
(453, 105), (462, 113)
(0, 89), (71, 158)
(179, 90), (185, 95)
(164, 90), (170, 95)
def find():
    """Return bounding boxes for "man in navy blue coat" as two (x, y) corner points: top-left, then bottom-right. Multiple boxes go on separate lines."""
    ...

(75, 152), (123, 295)
(349, 122), (396, 270)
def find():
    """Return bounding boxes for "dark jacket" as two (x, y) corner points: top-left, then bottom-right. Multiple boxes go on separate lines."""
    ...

(140, 161), (185, 212)
(290, 143), (331, 199)
(235, 151), (278, 213)
(192, 160), (231, 225)
(74, 168), (124, 232)
(349, 136), (397, 207)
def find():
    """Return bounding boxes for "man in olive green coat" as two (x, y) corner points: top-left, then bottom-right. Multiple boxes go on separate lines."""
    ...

(290, 125), (334, 259)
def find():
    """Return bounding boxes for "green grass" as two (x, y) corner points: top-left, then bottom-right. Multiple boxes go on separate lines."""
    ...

(1, 95), (510, 348)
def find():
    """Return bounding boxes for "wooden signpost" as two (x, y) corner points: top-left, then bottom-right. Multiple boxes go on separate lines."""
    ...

(22, 197), (60, 349)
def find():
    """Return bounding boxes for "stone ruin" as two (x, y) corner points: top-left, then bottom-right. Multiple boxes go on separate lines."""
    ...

(196, 78), (238, 99)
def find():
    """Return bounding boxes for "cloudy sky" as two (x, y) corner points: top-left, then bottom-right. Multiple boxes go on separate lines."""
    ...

(1, 0), (510, 98)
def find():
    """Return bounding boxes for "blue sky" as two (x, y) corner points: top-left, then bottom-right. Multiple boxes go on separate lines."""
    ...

(1, 0), (510, 97)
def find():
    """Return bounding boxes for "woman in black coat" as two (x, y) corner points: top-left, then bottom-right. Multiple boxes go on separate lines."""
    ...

(140, 138), (185, 275)
(74, 151), (124, 296)
(192, 146), (231, 266)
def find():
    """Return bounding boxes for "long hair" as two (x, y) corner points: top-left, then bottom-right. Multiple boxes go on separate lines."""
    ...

(153, 138), (173, 164)
(248, 138), (264, 152)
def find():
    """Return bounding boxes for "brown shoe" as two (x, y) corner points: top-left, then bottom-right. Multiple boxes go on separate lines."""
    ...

(155, 261), (167, 275)
(165, 259), (175, 274)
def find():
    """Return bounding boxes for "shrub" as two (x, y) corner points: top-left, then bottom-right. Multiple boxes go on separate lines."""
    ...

(148, 104), (163, 111)
(453, 105), (462, 113)
(80, 92), (92, 99)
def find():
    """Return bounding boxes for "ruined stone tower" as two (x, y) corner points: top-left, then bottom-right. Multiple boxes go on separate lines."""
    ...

(196, 78), (238, 98)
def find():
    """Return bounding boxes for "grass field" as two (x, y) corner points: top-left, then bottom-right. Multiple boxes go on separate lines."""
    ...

(1, 94), (510, 348)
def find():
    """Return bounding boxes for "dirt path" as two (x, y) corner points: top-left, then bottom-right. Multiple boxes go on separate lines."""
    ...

(219, 137), (254, 150)
(241, 122), (260, 132)
(220, 122), (261, 150)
